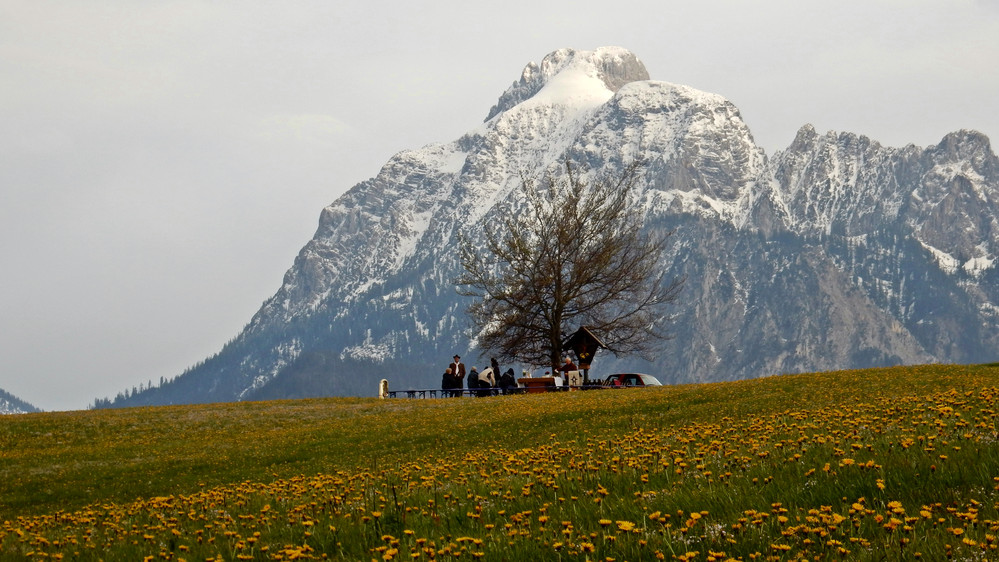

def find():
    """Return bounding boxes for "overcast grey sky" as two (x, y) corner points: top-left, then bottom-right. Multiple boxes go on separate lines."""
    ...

(3, 0), (998, 411)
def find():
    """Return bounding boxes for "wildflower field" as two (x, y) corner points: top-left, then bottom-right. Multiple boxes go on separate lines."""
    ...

(3, 364), (999, 561)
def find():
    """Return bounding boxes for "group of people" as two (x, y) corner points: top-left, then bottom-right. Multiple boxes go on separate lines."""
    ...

(441, 354), (517, 396)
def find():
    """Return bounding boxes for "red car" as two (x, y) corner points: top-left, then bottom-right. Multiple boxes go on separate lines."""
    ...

(601, 373), (663, 387)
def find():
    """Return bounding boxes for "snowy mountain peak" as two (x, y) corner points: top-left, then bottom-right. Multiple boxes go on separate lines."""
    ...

(789, 124), (819, 149)
(485, 47), (649, 121)
(108, 47), (999, 410)
(931, 129), (996, 168)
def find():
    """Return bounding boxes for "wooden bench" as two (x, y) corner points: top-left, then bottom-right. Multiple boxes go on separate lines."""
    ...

(387, 387), (526, 398)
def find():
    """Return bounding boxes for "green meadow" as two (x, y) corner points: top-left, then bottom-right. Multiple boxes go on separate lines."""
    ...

(3, 364), (999, 560)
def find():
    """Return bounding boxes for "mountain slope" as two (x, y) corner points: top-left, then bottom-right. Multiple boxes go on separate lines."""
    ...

(104, 47), (999, 407)
(0, 388), (40, 414)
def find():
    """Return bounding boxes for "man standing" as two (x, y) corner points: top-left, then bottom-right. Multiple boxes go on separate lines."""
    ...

(449, 355), (466, 397)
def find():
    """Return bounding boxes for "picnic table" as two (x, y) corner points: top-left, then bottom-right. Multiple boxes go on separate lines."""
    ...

(518, 376), (559, 393)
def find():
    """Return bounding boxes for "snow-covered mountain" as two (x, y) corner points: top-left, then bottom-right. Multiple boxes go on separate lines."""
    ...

(0, 388), (40, 414)
(105, 47), (999, 407)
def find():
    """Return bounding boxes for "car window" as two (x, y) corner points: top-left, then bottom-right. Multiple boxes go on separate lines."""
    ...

(642, 375), (662, 386)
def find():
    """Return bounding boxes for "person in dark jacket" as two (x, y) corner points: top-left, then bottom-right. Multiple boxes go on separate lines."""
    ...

(499, 368), (517, 395)
(490, 358), (501, 395)
(441, 368), (455, 397)
(448, 355), (466, 397)
(467, 367), (480, 396)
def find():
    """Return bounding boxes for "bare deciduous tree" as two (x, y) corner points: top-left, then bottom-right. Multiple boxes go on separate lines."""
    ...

(456, 161), (684, 373)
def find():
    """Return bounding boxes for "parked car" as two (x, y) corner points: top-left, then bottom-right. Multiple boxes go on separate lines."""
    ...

(600, 373), (663, 387)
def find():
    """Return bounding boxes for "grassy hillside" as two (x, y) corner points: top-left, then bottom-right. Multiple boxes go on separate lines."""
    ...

(2, 364), (999, 560)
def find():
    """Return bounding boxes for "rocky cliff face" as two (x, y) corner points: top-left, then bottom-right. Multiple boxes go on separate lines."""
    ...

(108, 47), (999, 407)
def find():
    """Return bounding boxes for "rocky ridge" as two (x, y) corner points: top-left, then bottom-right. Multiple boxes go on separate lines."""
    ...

(105, 47), (999, 407)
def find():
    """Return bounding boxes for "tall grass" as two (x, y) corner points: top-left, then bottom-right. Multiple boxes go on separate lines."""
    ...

(2, 364), (999, 560)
